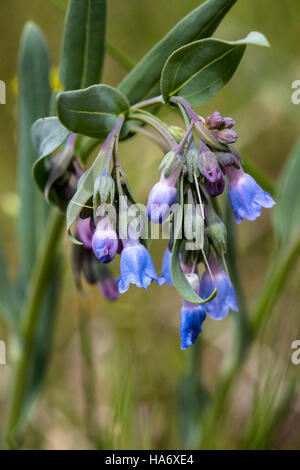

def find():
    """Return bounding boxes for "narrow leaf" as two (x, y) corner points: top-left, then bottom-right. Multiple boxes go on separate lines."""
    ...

(274, 138), (300, 245)
(17, 22), (51, 284)
(57, 84), (130, 139)
(118, 0), (237, 104)
(161, 32), (270, 107)
(0, 237), (18, 326)
(59, 0), (107, 90)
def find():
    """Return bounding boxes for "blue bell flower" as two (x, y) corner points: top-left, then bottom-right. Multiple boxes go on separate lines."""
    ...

(117, 241), (165, 293)
(225, 165), (275, 223)
(146, 170), (179, 223)
(92, 216), (118, 263)
(200, 255), (238, 320)
(180, 301), (206, 350)
(161, 248), (173, 286)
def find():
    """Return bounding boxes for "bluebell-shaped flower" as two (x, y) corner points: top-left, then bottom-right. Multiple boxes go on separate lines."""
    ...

(146, 170), (179, 223)
(225, 165), (275, 223)
(161, 248), (173, 286)
(179, 272), (205, 349)
(180, 301), (206, 350)
(117, 241), (164, 293)
(200, 255), (238, 320)
(92, 216), (118, 264)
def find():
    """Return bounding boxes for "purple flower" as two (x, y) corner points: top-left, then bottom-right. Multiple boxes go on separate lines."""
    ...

(198, 140), (222, 182)
(212, 129), (238, 144)
(146, 170), (179, 223)
(180, 302), (206, 350)
(224, 117), (235, 129)
(92, 216), (118, 263)
(76, 217), (94, 249)
(225, 165), (275, 223)
(205, 111), (225, 130)
(161, 248), (172, 286)
(98, 277), (119, 301)
(205, 171), (225, 197)
(200, 255), (238, 320)
(117, 241), (164, 293)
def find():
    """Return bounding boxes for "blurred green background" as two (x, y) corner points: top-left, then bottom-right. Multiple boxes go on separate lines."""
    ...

(0, 0), (300, 449)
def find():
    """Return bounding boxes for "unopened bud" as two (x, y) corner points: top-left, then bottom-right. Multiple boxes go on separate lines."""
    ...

(159, 150), (183, 178)
(185, 140), (200, 182)
(212, 129), (238, 145)
(205, 111), (225, 130)
(93, 172), (115, 206)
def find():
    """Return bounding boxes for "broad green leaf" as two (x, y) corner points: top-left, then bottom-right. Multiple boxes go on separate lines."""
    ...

(274, 138), (300, 245)
(31, 117), (69, 159)
(118, 0), (237, 104)
(161, 32), (270, 106)
(17, 22), (51, 285)
(59, 0), (107, 90)
(66, 149), (107, 242)
(57, 84), (130, 139)
(171, 177), (217, 304)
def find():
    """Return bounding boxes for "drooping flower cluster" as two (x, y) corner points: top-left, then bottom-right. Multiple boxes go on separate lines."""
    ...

(142, 98), (274, 349)
(36, 97), (275, 349)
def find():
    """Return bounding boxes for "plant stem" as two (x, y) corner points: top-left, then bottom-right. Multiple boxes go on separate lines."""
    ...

(4, 210), (65, 448)
(130, 95), (164, 110)
(129, 111), (177, 148)
(129, 125), (171, 152)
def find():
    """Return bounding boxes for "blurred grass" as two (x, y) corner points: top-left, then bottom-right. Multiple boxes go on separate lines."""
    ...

(0, 0), (300, 449)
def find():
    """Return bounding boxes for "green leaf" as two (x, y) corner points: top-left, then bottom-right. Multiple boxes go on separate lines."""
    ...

(171, 177), (217, 304)
(17, 22), (51, 285)
(66, 149), (107, 242)
(59, 0), (107, 90)
(118, 0), (237, 104)
(57, 84), (130, 139)
(31, 117), (72, 209)
(31, 117), (69, 159)
(18, 261), (61, 437)
(161, 32), (269, 106)
(274, 138), (300, 245)
(0, 237), (19, 327)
